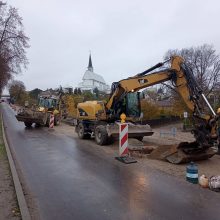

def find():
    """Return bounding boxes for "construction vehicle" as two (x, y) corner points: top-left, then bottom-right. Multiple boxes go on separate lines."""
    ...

(16, 90), (68, 127)
(75, 56), (219, 163)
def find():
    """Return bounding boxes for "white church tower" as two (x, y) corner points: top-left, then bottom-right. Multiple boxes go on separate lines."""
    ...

(78, 54), (110, 92)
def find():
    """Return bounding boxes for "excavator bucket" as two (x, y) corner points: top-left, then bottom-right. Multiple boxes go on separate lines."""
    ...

(148, 142), (216, 164)
(16, 109), (48, 125)
(106, 122), (154, 139)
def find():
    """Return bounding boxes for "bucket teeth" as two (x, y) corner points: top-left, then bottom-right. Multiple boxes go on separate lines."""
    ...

(148, 143), (216, 164)
(164, 148), (216, 164)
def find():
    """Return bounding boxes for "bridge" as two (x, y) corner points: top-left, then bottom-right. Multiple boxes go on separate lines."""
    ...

(1, 94), (10, 102)
(1, 94), (10, 98)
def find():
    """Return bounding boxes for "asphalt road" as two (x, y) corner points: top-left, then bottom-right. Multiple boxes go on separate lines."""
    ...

(1, 103), (220, 220)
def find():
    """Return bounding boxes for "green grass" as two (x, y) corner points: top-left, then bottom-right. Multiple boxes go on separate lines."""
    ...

(0, 110), (21, 219)
(0, 113), (6, 157)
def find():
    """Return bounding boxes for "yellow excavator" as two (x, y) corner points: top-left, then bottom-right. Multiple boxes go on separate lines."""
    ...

(76, 56), (219, 163)
(16, 91), (68, 127)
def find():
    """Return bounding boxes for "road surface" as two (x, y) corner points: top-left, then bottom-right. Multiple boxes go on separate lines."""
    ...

(1, 103), (220, 220)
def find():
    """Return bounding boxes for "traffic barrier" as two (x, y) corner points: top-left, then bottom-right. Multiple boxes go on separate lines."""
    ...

(49, 113), (54, 129)
(115, 122), (137, 164)
(119, 123), (129, 156)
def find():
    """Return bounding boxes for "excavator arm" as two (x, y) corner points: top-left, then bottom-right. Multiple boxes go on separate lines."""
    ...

(106, 56), (183, 110)
(106, 56), (218, 163)
(76, 55), (218, 163)
(107, 56), (215, 120)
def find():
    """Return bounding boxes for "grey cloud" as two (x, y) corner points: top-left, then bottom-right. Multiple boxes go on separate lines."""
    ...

(6, 0), (220, 91)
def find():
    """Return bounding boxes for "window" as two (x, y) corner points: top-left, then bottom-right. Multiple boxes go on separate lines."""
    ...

(126, 92), (140, 117)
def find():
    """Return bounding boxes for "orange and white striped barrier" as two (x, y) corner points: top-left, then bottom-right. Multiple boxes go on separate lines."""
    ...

(49, 113), (54, 129)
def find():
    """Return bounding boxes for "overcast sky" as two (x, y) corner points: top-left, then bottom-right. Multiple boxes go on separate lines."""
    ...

(6, 0), (220, 91)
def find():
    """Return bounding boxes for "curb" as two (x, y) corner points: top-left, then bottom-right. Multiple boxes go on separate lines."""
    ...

(1, 113), (31, 220)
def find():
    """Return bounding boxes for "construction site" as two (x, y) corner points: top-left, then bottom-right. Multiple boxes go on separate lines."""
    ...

(1, 0), (220, 219)
(1, 53), (220, 220)
(1, 52), (220, 219)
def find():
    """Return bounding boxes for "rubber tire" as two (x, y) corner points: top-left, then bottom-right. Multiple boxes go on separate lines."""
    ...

(24, 122), (32, 128)
(108, 135), (114, 145)
(46, 115), (50, 127)
(77, 123), (90, 139)
(94, 125), (108, 145)
(54, 115), (60, 126)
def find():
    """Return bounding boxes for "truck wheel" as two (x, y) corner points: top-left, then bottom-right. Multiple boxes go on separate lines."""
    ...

(24, 122), (32, 128)
(54, 115), (60, 126)
(77, 123), (90, 139)
(46, 115), (50, 127)
(94, 125), (108, 145)
(108, 135), (114, 144)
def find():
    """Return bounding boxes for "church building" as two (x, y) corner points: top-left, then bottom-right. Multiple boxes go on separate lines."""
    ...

(78, 55), (110, 93)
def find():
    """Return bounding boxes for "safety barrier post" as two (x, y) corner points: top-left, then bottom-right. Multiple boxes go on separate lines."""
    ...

(119, 123), (129, 156)
(49, 113), (54, 129)
(115, 113), (137, 164)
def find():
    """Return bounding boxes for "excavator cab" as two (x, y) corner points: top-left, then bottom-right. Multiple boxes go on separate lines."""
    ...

(114, 92), (141, 120)
(126, 92), (141, 118)
(38, 97), (58, 110)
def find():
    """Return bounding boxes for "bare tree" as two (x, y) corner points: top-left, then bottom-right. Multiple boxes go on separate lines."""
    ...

(0, 54), (10, 93)
(0, 2), (29, 93)
(8, 80), (26, 104)
(165, 44), (220, 96)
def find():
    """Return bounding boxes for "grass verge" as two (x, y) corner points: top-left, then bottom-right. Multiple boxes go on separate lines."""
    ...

(0, 116), (6, 157)
(0, 109), (21, 219)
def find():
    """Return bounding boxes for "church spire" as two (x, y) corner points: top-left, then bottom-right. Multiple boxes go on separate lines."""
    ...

(88, 53), (93, 72)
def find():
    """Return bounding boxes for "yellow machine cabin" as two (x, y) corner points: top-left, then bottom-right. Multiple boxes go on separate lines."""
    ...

(77, 101), (106, 120)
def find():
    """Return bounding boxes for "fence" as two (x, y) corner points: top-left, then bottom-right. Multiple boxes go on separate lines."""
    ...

(141, 116), (181, 127)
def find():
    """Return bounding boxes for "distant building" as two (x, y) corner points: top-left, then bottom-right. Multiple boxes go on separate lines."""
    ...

(63, 86), (73, 94)
(78, 54), (110, 93)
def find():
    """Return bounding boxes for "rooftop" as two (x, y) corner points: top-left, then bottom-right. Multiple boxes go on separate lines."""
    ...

(82, 70), (106, 84)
